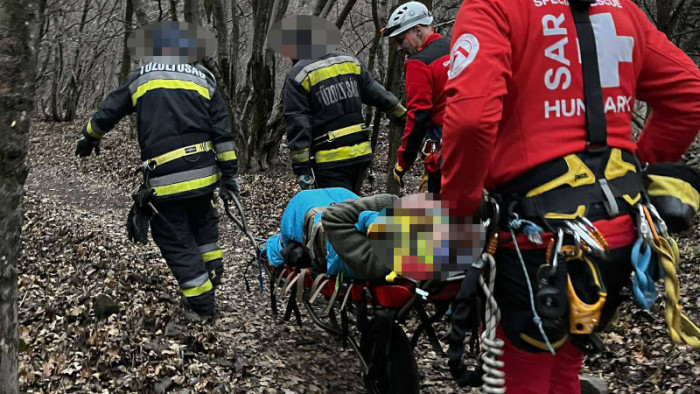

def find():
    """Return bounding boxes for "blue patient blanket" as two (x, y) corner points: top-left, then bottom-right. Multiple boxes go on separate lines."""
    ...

(263, 188), (365, 276)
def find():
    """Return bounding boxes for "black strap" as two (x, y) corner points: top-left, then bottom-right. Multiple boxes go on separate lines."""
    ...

(569, 0), (607, 148)
(446, 264), (484, 388)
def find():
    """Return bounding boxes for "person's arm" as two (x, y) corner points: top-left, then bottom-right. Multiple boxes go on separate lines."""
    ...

(359, 64), (406, 119)
(396, 60), (433, 170)
(82, 70), (138, 140)
(633, 8), (700, 164)
(322, 194), (397, 280)
(209, 89), (238, 177)
(283, 77), (313, 176)
(441, 0), (511, 216)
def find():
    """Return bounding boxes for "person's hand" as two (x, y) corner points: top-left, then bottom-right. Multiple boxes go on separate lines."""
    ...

(75, 133), (100, 157)
(393, 163), (406, 188)
(219, 175), (240, 201)
(391, 112), (407, 129)
(297, 174), (315, 190)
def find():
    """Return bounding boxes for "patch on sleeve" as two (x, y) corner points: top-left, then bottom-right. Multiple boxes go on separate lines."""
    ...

(448, 33), (479, 80)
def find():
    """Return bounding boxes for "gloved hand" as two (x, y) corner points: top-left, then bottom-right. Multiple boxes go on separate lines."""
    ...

(219, 175), (240, 202)
(391, 112), (407, 129)
(393, 163), (406, 188)
(297, 174), (315, 190)
(75, 133), (101, 157)
(126, 187), (157, 244)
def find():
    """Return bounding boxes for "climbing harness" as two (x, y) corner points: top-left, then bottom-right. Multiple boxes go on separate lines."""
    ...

(510, 225), (557, 354)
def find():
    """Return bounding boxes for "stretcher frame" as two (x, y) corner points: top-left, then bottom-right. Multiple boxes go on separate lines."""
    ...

(223, 196), (470, 393)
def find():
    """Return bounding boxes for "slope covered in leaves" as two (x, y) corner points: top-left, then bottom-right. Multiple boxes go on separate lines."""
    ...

(18, 119), (700, 393)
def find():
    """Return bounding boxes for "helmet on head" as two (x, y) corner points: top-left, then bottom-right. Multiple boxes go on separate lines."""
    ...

(382, 1), (434, 38)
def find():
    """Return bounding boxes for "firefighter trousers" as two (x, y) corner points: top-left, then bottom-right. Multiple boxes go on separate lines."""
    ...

(314, 161), (370, 195)
(151, 193), (224, 316)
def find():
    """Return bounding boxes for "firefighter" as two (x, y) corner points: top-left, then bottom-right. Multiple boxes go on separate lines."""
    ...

(75, 22), (239, 317)
(442, 0), (700, 392)
(383, 1), (450, 193)
(277, 15), (407, 194)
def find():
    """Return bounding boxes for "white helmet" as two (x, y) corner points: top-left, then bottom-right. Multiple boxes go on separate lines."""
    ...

(383, 1), (434, 38)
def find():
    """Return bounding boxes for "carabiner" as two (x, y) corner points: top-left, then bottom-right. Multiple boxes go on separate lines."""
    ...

(636, 204), (651, 242)
(547, 228), (565, 277)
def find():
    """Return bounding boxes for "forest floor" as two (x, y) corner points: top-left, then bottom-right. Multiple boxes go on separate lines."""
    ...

(18, 119), (700, 393)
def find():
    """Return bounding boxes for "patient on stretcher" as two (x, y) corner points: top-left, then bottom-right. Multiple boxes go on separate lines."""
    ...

(263, 188), (485, 281)
(263, 188), (397, 279)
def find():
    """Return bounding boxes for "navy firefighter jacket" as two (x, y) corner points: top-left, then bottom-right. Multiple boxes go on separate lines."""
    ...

(83, 62), (238, 201)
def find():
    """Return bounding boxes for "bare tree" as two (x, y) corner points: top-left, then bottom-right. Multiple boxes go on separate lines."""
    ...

(0, 0), (35, 391)
(236, 0), (290, 172)
(184, 0), (200, 23)
(335, 0), (358, 28)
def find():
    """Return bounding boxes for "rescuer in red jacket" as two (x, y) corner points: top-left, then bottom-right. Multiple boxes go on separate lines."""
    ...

(383, 1), (450, 193)
(442, 0), (700, 392)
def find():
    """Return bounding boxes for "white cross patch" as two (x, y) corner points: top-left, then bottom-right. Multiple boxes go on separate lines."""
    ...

(587, 13), (634, 88)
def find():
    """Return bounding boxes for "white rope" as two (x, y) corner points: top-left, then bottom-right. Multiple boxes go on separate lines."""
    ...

(479, 253), (506, 394)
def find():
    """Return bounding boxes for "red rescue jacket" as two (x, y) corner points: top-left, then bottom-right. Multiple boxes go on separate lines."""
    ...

(441, 0), (700, 247)
(397, 33), (451, 170)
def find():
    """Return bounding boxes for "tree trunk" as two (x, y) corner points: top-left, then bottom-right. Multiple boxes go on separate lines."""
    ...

(212, 0), (229, 94)
(170, 0), (178, 20)
(184, 0), (199, 24)
(366, 0), (383, 151)
(133, 0), (149, 26)
(120, 0), (134, 82)
(61, 0), (91, 121)
(384, 44), (404, 195)
(335, 0), (357, 29)
(238, 0), (289, 172)
(0, 0), (35, 391)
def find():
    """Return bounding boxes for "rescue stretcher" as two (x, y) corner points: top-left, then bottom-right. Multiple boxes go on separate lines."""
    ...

(222, 195), (484, 394)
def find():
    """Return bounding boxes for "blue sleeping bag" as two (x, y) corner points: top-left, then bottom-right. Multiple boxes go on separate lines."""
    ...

(263, 188), (363, 276)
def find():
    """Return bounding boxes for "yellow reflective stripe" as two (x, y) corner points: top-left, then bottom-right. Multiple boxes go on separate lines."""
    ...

(314, 124), (365, 143)
(648, 174), (700, 209)
(390, 103), (407, 118)
(202, 250), (223, 263)
(182, 280), (213, 297)
(217, 150), (237, 161)
(291, 148), (310, 163)
(314, 141), (372, 163)
(131, 80), (211, 105)
(153, 173), (221, 197)
(86, 120), (103, 139)
(301, 62), (361, 92)
(149, 141), (214, 167)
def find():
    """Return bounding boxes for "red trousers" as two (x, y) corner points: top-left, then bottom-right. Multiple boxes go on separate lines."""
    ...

(496, 327), (583, 394)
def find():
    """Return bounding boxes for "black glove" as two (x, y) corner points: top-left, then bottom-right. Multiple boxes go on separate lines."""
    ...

(391, 112), (407, 129)
(219, 175), (240, 202)
(75, 132), (101, 157)
(126, 187), (157, 244)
